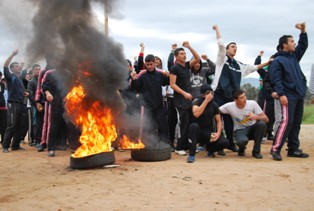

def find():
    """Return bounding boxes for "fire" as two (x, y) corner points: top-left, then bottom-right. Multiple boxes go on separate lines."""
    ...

(65, 84), (145, 158)
(119, 135), (144, 150)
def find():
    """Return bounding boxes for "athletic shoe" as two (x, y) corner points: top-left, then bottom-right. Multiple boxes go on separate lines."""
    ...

(238, 148), (245, 156)
(187, 155), (195, 163)
(48, 150), (55, 157)
(217, 150), (226, 156)
(175, 150), (187, 156)
(267, 133), (274, 140)
(207, 151), (216, 157)
(3, 148), (9, 153)
(287, 149), (309, 158)
(252, 152), (263, 159)
(196, 146), (203, 153)
(272, 151), (282, 161)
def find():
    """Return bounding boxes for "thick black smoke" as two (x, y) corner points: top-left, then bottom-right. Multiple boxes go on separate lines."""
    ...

(25, 0), (127, 112)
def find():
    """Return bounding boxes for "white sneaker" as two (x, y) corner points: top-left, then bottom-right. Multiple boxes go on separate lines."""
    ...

(175, 150), (187, 156)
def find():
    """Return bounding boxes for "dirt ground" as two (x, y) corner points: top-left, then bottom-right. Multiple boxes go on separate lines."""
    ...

(0, 125), (313, 211)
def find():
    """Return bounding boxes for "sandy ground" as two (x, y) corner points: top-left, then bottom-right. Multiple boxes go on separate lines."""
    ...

(0, 125), (313, 211)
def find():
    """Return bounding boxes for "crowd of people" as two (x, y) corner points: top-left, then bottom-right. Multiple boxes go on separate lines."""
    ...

(0, 23), (311, 163)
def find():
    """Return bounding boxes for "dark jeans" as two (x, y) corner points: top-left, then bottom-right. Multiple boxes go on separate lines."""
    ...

(143, 105), (170, 144)
(175, 107), (192, 151)
(214, 93), (235, 147)
(259, 99), (275, 136)
(33, 106), (44, 145)
(273, 98), (304, 152)
(233, 120), (267, 153)
(164, 97), (178, 146)
(3, 102), (26, 149)
(188, 122), (229, 156)
(0, 109), (7, 143)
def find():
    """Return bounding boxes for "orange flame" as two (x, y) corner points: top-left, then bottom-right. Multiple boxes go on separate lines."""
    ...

(65, 84), (145, 158)
(119, 135), (145, 150)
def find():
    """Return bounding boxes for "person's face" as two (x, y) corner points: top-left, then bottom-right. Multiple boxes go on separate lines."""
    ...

(25, 74), (31, 81)
(145, 61), (156, 72)
(12, 63), (22, 74)
(127, 63), (133, 72)
(176, 50), (186, 63)
(193, 62), (201, 71)
(226, 44), (237, 57)
(155, 58), (162, 69)
(235, 93), (247, 107)
(283, 37), (296, 52)
(32, 66), (41, 77)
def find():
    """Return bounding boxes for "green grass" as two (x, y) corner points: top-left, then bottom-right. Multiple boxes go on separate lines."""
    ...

(302, 104), (314, 124)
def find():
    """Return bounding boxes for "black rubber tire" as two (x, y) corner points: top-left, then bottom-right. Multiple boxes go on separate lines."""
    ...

(131, 143), (172, 162)
(70, 151), (115, 169)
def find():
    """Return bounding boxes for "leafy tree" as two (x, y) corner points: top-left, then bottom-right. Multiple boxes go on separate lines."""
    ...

(241, 83), (259, 100)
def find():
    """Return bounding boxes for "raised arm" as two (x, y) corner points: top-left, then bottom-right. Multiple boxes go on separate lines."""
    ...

(167, 43), (177, 70)
(183, 41), (200, 68)
(211, 24), (226, 91)
(4, 49), (18, 68)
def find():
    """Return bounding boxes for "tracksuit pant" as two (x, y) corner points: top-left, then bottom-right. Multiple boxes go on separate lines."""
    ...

(272, 98), (304, 153)
(2, 102), (26, 149)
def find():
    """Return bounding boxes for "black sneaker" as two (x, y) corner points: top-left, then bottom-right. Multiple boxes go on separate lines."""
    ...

(252, 152), (263, 159)
(287, 149), (309, 158)
(238, 147), (245, 156)
(267, 133), (274, 140)
(217, 150), (226, 156)
(272, 151), (282, 161)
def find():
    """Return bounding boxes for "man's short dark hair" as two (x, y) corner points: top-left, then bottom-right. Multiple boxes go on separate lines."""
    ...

(226, 42), (237, 49)
(9, 62), (19, 71)
(277, 35), (293, 51)
(233, 89), (245, 99)
(126, 59), (132, 67)
(32, 64), (40, 70)
(174, 47), (184, 56)
(145, 54), (155, 63)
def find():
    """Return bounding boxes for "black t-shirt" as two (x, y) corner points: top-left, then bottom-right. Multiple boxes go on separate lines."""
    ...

(192, 96), (220, 130)
(170, 62), (192, 109)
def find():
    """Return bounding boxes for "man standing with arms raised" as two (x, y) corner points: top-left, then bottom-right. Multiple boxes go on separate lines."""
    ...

(211, 25), (271, 155)
(270, 22), (309, 161)
(170, 41), (200, 155)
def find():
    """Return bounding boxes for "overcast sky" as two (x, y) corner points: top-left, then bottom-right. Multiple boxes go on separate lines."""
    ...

(1, 0), (313, 82)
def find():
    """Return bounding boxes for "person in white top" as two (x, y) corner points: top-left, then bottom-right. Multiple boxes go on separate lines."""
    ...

(219, 89), (269, 159)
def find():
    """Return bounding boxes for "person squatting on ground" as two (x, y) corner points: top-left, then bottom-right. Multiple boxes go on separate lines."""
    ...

(2, 49), (29, 152)
(269, 22), (309, 161)
(170, 41), (201, 156)
(187, 84), (229, 163)
(219, 89), (269, 159)
(211, 24), (272, 155)
(130, 54), (170, 144)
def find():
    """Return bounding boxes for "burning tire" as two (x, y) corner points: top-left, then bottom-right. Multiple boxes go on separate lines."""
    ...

(70, 151), (115, 169)
(131, 143), (172, 162)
